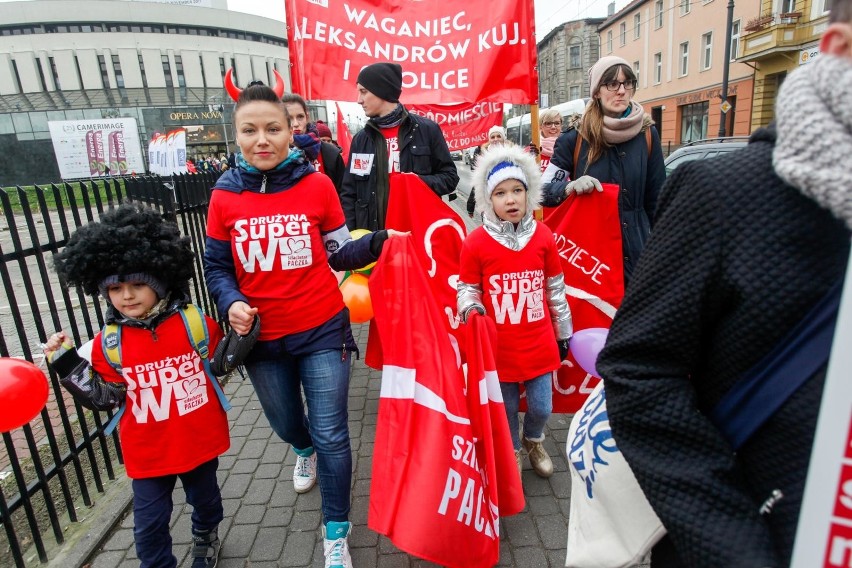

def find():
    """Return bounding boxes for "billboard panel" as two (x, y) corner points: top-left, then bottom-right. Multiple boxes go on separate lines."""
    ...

(48, 118), (145, 179)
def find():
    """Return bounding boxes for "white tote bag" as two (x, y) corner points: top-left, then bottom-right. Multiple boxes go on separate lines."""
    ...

(565, 382), (666, 568)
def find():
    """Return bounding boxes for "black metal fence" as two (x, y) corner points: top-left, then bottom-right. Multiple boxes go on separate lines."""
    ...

(0, 171), (219, 567)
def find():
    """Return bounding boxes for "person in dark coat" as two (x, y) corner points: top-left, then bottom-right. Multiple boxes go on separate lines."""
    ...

(541, 56), (665, 283)
(595, 7), (852, 564)
(340, 62), (459, 231)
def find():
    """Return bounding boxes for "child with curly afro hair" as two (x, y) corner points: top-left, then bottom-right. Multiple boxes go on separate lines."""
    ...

(43, 203), (235, 568)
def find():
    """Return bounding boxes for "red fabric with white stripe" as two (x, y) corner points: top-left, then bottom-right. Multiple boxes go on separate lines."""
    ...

(368, 236), (523, 568)
(541, 184), (625, 413)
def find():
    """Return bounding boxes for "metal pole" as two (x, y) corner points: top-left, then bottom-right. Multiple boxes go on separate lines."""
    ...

(718, 0), (735, 137)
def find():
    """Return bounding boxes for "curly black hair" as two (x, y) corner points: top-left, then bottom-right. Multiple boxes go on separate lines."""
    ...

(54, 203), (195, 296)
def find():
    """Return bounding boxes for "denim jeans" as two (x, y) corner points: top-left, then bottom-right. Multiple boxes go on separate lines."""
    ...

(245, 349), (352, 522)
(500, 372), (553, 450)
(132, 458), (223, 568)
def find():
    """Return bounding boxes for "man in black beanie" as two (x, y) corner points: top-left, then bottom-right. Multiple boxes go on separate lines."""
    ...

(340, 62), (459, 231)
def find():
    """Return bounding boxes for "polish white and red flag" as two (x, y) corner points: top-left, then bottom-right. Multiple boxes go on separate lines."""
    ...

(368, 236), (524, 568)
(365, 173), (466, 369)
(540, 184), (625, 413)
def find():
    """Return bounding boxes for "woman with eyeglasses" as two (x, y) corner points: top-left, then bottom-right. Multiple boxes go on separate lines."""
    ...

(537, 108), (564, 172)
(541, 56), (665, 282)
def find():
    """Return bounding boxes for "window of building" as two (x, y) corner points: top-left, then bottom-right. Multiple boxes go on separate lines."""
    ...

(679, 42), (689, 76)
(654, 52), (662, 84)
(634, 13), (641, 38)
(74, 55), (85, 89)
(569, 85), (580, 99)
(633, 61), (640, 82)
(607, 30), (613, 52)
(112, 54), (124, 88)
(701, 32), (713, 70)
(200, 54), (207, 88)
(219, 57), (226, 78)
(97, 54), (110, 88)
(138, 54), (147, 85)
(49, 56), (61, 90)
(35, 57), (49, 91)
(681, 0), (691, 14)
(781, 0), (796, 13)
(730, 20), (741, 60)
(655, 0), (664, 28)
(569, 45), (581, 68)
(620, 23), (626, 46)
(175, 54), (185, 87)
(162, 54), (173, 88)
(681, 101), (709, 143)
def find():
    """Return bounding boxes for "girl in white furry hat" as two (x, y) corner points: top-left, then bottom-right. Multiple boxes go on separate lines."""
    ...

(457, 144), (573, 479)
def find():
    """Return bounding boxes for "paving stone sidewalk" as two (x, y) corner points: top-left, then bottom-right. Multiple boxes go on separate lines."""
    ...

(82, 320), (575, 568)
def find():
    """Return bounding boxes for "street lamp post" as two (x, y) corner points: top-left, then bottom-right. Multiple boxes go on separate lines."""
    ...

(718, 0), (736, 137)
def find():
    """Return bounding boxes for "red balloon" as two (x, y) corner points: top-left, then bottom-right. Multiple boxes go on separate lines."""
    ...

(0, 358), (49, 432)
(340, 273), (373, 324)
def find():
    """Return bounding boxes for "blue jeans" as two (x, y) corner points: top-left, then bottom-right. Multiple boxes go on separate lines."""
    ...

(132, 458), (223, 568)
(500, 372), (553, 450)
(245, 349), (352, 522)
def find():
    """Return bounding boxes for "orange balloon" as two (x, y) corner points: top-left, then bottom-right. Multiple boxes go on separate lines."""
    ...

(0, 358), (49, 432)
(340, 273), (373, 323)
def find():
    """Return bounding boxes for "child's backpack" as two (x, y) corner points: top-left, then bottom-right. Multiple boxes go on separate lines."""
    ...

(101, 304), (231, 434)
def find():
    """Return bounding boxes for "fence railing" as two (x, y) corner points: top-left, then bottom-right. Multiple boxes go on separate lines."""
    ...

(0, 171), (219, 567)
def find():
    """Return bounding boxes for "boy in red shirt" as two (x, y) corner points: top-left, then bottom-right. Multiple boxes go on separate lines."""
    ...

(457, 145), (573, 479)
(43, 204), (248, 568)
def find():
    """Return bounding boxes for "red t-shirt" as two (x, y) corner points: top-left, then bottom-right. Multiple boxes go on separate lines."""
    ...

(94, 312), (229, 479)
(459, 222), (562, 382)
(206, 174), (345, 340)
(382, 125), (401, 173)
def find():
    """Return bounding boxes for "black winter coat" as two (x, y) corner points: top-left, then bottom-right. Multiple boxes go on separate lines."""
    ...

(542, 124), (665, 281)
(340, 108), (459, 231)
(597, 125), (850, 567)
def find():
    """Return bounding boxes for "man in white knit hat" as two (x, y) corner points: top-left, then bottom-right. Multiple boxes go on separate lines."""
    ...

(595, 1), (852, 566)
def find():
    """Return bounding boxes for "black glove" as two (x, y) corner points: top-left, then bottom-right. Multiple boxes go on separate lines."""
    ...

(211, 316), (261, 376)
(528, 142), (540, 156)
(557, 338), (570, 361)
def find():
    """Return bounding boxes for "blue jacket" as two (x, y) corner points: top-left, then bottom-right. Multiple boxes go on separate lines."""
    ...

(542, 124), (666, 281)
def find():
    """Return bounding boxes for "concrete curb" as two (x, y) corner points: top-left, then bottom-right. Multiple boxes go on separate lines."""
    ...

(45, 473), (133, 568)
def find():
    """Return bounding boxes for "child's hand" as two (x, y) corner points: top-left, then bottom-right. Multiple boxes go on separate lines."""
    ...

(228, 302), (259, 336)
(44, 331), (74, 363)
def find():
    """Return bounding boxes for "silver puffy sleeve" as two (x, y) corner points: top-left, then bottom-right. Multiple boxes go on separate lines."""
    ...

(457, 280), (485, 324)
(546, 273), (573, 340)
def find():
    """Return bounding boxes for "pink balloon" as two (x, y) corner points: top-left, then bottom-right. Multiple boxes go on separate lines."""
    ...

(0, 358), (49, 432)
(569, 328), (609, 378)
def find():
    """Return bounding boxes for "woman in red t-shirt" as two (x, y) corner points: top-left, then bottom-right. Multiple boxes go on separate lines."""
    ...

(458, 145), (573, 481)
(204, 82), (404, 568)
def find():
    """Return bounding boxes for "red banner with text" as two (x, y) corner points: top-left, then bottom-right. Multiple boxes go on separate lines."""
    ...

(541, 185), (625, 413)
(407, 102), (503, 151)
(284, 0), (538, 104)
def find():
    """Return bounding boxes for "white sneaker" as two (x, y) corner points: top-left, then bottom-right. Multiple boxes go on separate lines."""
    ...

(323, 522), (352, 568)
(293, 451), (317, 494)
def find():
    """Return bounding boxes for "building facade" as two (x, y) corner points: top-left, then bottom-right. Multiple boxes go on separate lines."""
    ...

(0, 0), (329, 185)
(537, 18), (607, 108)
(599, 0), (759, 150)
(738, 0), (830, 129)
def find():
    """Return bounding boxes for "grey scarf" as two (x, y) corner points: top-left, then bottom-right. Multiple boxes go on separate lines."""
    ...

(602, 100), (646, 145)
(773, 55), (852, 230)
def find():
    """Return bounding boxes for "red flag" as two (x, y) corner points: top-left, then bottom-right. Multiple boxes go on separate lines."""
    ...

(365, 173), (466, 369)
(540, 184), (625, 413)
(407, 102), (503, 151)
(368, 236), (521, 567)
(335, 102), (352, 165)
(284, 0), (538, 104)
(465, 313), (525, 516)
